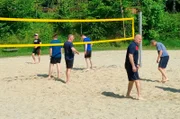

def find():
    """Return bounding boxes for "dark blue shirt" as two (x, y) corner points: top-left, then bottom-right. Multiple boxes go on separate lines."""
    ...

(50, 39), (61, 58)
(125, 41), (139, 67)
(83, 37), (92, 51)
(63, 41), (74, 60)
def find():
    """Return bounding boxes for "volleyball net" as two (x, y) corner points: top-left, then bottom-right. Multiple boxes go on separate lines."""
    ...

(0, 17), (134, 48)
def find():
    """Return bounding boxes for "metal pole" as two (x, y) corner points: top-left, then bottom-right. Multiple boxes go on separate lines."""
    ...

(139, 11), (142, 67)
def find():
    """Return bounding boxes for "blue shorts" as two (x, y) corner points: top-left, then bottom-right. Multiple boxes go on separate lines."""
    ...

(159, 56), (169, 68)
(125, 65), (140, 81)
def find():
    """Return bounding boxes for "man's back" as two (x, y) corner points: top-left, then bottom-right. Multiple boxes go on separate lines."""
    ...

(156, 42), (168, 57)
(63, 41), (74, 60)
(83, 37), (92, 51)
(50, 39), (61, 58)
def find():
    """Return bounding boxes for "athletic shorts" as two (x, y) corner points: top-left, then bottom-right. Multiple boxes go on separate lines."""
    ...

(84, 51), (92, 58)
(32, 48), (40, 55)
(125, 65), (140, 81)
(65, 59), (74, 68)
(159, 56), (169, 68)
(50, 57), (61, 64)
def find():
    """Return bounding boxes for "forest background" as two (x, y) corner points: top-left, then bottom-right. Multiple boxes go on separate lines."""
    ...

(0, 0), (180, 56)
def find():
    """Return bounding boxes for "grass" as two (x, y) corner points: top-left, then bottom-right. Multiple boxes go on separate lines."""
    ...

(1, 39), (180, 58)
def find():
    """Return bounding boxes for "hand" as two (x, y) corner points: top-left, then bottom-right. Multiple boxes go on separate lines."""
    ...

(137, 65), (140, 69)
(84, 51), (87, 55)
(132, 66), (137, 72)
(156, 58), (160, 63)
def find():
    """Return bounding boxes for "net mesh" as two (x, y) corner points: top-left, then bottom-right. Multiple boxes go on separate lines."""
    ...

(0, 17), (134, 57)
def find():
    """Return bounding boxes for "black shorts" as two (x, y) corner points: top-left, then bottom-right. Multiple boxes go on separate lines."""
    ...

(85, 51), (92, 58)
(125, 65), (140, 81)
(50, 57), (61, 64)
(32, 48), (40, 55)
(159, 56), (169, 68)
(65, 59), (74, 68)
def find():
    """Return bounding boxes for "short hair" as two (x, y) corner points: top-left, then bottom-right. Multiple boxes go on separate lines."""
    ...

(34, 33), (38, 36)
(150, 40), (156, 43)
(68, 34), (74, 39)
(134, 34), (142, 40)
(53, 33), (58, 38)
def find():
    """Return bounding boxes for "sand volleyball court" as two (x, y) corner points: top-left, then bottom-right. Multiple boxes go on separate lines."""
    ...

(0, 50), (180, 119)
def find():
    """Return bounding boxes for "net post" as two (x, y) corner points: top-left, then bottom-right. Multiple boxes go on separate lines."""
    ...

(132, 18), (135, 39)
(138, 11), (142, 67)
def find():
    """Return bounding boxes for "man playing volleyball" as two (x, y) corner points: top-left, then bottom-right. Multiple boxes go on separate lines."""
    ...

(32, 33), (41, 63)
(81, 34), (93, 69)
(125, 34), (143, 100)
(151, 40), (169, 83)
(63, 34), (79, 83)
(48, 34), (62, 79)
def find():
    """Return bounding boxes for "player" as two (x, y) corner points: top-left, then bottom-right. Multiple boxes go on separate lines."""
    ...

(151, 40), (169, 83)
(63, 34), (79, 83)
(125, 34), (143, 100)
(48, 34), (62, 79)
(81, 34), (93, 69)
(32, 33), (41, 63)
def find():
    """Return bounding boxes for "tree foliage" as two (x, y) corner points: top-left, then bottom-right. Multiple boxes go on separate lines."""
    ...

(0, 0), (179, 45)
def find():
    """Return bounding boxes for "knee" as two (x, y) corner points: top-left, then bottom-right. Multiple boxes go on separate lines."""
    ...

(158, 67), (162, 71)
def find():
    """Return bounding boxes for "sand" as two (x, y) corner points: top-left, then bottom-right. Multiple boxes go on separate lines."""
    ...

(0, 50), (180, 119)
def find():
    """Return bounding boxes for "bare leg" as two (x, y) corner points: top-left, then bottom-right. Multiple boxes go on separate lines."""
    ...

(85, 58), (89, 69)
(66, 68), (71, 83)
(126, 81), (134, 97)
(48, 63), (54, 79)
(158, 67), (168, 83)
(38, 55), (41, 63)
(32, 53), (36, 63)
(134, 80), (142, 99)
(37, 50), (41, 63)
(89, 58), (93, 69)
(56, 63), (61, 79)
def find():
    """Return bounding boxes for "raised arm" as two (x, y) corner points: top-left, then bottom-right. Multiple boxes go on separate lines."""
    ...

(71, 47), (79, 55)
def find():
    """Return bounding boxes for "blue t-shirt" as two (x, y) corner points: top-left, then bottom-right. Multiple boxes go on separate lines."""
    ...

(50, 39), (61, 58)
(83, 37), (92, 51)
(156, 42), (168, 57)
(63, 41), (74, 60)
(125, 41), (139, 67)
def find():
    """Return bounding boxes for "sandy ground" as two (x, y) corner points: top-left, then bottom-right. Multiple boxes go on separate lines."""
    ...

(0, 50), (180, 119)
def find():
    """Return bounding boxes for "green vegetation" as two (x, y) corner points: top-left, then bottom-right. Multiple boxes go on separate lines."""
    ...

(0, 0), (180, 57)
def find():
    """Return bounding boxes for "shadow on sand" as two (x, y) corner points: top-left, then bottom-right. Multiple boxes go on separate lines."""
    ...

(141, 78), (159, 83)
(54, 78), (66, 84)
(37, 74), (49, 78)
(102, 92), (126, 99)
(73, 67), (86, 71)
(155, 86), (180, 93)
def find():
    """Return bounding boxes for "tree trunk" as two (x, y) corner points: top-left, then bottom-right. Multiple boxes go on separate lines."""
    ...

(120, 0), (126, 38)
(173, 0), (176, 13)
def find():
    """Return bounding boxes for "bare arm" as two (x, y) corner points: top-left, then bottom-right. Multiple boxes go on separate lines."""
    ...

(129, 54), (137, 72)
(71, 47), (79, 55)
(49, 48), (52, 57)
(60, 48), (64, 53)
(84, 44), (87, 54)
(157, 50), (162, 63)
